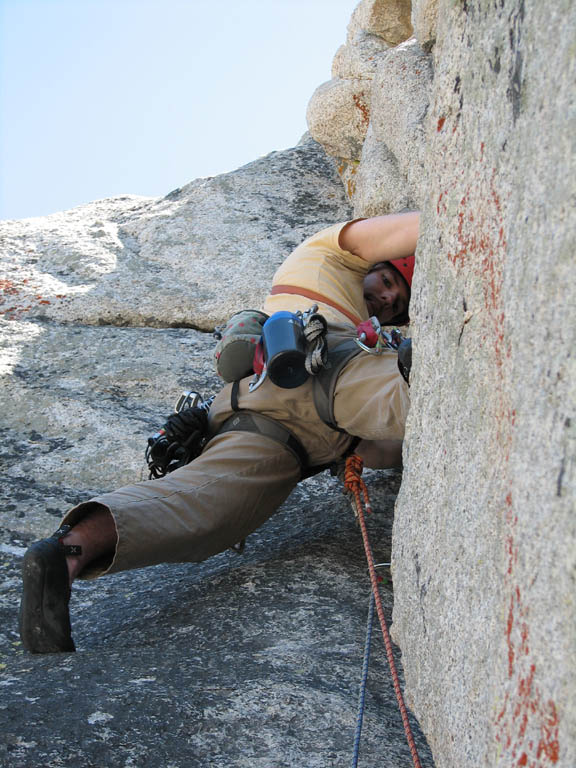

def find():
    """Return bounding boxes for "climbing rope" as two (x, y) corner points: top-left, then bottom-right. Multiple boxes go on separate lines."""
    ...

(303, 312), (328, 375)
(351, 590), (375, 768)
(344, 454), (422, 768)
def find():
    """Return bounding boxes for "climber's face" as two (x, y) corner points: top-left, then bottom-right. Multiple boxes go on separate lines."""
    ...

(363, 264), (410, 325)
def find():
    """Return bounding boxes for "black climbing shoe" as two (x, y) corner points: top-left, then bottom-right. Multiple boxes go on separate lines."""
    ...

(397, 337), (412, 385)
(19, 527), (77, 653)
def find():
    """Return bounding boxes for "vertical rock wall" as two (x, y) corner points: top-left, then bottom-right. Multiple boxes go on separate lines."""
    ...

(397, 1), (575, 766)
(309, 0), (575, 765)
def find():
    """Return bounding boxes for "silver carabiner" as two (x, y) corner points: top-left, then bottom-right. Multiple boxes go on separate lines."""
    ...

(354, 333), (384, 355)
(248, 366), (268, 392)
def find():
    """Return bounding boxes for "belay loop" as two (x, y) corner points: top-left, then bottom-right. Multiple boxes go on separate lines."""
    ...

(343, 455), (423, 768)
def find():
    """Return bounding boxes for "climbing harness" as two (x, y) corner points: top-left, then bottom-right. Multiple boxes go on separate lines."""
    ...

(214, 301), (411, 408)
(227, 379), (336, 481)
(146, 309), (411, 479)
(218, 409), (310, 478)
(344, 455), (422, 768)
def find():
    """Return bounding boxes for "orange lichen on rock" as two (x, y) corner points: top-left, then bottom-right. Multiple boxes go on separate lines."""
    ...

(352, 93), (370, 128)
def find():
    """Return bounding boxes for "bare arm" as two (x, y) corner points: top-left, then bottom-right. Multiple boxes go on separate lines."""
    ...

(339, 212), (420, 264)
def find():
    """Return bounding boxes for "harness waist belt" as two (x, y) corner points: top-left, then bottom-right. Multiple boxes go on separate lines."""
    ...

(312, 339), (362, 432)
(217, 411), (310, 477)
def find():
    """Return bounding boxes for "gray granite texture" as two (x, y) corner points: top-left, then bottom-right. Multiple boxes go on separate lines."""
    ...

(410, 0), (439, 52)
(307, 0), (416, 207)
(391, 0), (576, 766)
(0, 135), (350, 331)
(306, 3), (430, 215)
(1, 454), (433, 767)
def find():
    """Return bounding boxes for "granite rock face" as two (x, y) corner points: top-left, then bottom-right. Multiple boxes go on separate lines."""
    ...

(307, 3), (428, 213)
(306, 78), (373, 162)
(347, 0), (413, 47)
(390, 1), (576, 767)
(353, 125), (413, 217)
(367, 38), (432, 209)
(410, 0), (439, 52)
(352, 38), (432, 215)
(0, 135), (350, 331)
(309, 0), (575, 764)
(306, 0), (413, 170)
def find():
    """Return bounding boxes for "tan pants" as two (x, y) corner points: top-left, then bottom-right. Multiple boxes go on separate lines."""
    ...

(63, 344), (409, 578)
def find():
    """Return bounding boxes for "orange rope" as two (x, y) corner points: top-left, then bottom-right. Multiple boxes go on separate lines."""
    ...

(344, 454), (422, 768)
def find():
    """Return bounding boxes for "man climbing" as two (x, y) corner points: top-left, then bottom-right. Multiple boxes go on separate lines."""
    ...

(19, 211), (419, 654)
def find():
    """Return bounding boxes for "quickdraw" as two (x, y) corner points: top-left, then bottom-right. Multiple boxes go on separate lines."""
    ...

(355, 317), (404, 355)
(145, 391), (214, 479)
(355, 318), (412, 385)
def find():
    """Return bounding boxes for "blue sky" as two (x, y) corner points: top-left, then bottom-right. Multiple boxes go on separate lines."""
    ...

(0, 0), (356, 220)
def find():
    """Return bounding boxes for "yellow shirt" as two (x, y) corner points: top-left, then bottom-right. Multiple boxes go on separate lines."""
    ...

(263, 221), (371, 327)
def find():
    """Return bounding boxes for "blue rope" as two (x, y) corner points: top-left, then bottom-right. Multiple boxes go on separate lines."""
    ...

(351, 590), (375, 768)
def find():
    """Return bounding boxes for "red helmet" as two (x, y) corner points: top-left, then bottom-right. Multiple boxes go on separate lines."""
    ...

(387, 254), (415, 288)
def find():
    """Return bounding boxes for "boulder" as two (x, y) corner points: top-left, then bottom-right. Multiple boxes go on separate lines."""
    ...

(347, 0), (413, 46)
(353, 125), (415, 217)
(331, 33), (391, 80)
(307, 3), (430, 213)
(306, 78), (372, 162)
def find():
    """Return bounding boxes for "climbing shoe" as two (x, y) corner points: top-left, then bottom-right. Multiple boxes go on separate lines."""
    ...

(397, 337), (412, 385)
(19, 526), (77, 653)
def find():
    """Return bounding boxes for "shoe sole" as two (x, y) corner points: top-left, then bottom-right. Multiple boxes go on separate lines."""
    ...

(19, 539), (75, 653)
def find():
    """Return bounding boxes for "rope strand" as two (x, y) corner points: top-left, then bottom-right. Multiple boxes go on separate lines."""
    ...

(351, 591), (375, 768)
(303, 314), (328, 374)
(344, 455), (422, 768)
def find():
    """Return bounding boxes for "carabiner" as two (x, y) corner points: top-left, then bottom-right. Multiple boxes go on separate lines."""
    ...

(248, 366), (268, 392)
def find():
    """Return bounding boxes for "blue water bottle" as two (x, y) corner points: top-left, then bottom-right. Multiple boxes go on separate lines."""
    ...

(262, 311), (309, 388)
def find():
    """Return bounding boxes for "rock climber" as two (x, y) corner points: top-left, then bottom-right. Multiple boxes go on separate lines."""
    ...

(19, 211), (419, 654)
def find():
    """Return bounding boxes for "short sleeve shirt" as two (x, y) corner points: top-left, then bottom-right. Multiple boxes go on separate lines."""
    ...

(262, 221), (371, 327)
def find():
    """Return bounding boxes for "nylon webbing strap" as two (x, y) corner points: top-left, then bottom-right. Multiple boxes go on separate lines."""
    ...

(217, 411), (309, 477)
(269, 284), (362, 326)
(231, 380), (241, 412)
(313, 340), (361, 431)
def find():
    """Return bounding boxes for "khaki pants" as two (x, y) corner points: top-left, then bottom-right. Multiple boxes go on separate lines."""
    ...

(63, 343), (409, 578)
